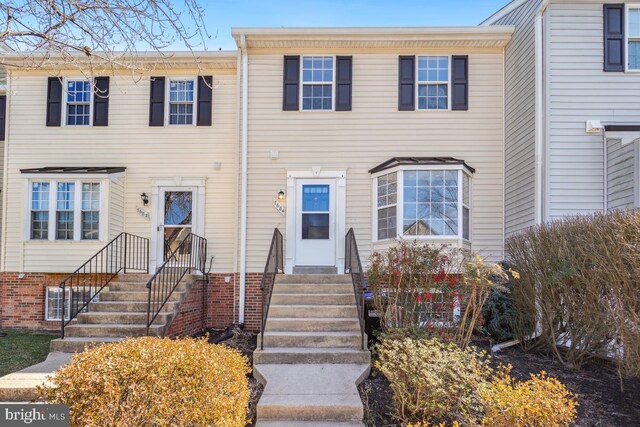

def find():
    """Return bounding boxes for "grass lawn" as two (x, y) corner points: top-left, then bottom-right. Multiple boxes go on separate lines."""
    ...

(0, 330), (58, 377)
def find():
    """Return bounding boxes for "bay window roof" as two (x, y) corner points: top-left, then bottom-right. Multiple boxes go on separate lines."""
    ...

(20, 166), (126, 175)
(369, 157), (475, 174)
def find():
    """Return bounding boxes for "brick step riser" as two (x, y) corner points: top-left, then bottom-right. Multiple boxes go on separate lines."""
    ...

(257, 405), (363, 422)
(265, 319), (361, 332)
(273, 285), (353, 294)
(258, 335), (362, 348)
(99, 292), (184, 302)
(89, 302), (177, 312)
(77, 313), (171, 325)
(65, 326), (163, 338)
(253, 351), (370, 365)
(268, 306), (357, 318)
(270, 294), (355, 305)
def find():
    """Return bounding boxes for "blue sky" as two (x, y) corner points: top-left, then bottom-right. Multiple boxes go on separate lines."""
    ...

(196, 0), (510, 50)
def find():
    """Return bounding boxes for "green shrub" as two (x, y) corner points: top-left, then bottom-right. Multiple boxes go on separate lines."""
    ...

(375, 337), (491, 424)
(481, 262), (516, 342)
(506, 210), (640, 377)
(39, 337), (251, 427)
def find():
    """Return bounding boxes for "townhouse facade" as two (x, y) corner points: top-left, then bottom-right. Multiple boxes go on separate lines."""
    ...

(0, 26), (513, 334)
(484, 0), (640, 236)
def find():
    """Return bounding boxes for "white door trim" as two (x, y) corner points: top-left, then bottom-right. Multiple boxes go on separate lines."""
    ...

(285, 169), (346, 274)
(150, 177), (206, 272)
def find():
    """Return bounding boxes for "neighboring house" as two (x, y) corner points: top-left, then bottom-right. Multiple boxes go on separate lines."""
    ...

(0, 26), (514, 334)
(484, 0), (640, 236)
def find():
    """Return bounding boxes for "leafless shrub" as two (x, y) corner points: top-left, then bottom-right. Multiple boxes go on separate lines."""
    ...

(506, 210), (640, 379)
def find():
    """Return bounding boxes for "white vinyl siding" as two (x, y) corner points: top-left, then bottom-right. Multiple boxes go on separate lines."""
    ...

(245, 50), (505, 267)
(607, 138), (638, 211)
(490, 0), (542, 236)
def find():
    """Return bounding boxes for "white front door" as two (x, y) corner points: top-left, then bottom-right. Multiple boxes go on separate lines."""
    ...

(295, 180), (336, 266)
(157, 187), (195, 263)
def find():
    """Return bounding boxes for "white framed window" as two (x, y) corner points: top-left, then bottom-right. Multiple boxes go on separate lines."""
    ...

(301, 56), (334, 110)
(417, 56), (450, 110)
(29, 180), (102, 241)
(64, 79), (92, 126)
(373, 167), (472, 241)
(45, 287), (92, 321)
(627, 5), (640, 70)
(167, 78), (196, 125)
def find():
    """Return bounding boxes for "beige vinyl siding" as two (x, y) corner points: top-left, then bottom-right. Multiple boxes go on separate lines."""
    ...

(108, 175), (125, 240)
(607, 138), (638, 212)
(491, 0), (541, 236)
(0, 67), (6, 86)
(245, 48), (505, 271)
(4, 69), (238, 273)
(545, 1), (640, 219)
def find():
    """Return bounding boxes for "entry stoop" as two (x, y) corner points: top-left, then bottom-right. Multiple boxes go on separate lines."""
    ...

(49, 273), (196, 353)
(253, 274), (371, 426)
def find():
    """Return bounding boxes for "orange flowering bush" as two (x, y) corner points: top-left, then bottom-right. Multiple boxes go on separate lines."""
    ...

(480, 366), (577, 427)
(39, 337), (251, 427)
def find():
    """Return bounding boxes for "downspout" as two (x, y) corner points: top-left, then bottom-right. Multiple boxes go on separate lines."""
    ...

(1, 71), (10, 272)
(239, 34), (248, 325)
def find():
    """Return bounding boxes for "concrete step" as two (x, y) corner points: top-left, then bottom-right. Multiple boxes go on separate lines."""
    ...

(269, 305), (357, 319)
(259, 331), (363, 348)
(77, 311), (172, 325)
(107, 282), (187, 292)
(254, 347), (370, 365)
(270, 293), (355, 306)
(273, 283), (353, 294)
(257, 422), (364, 427)
(114, 273), (153, 282)
(64, 324), (163, 338)
(276, 275), (352, 285)
(254, 364), (369, 422)
(99, 290), (184, 302)
(50, 337), (123, 353)
(265, 317), (361, 332)
(89, 301), (178, 312)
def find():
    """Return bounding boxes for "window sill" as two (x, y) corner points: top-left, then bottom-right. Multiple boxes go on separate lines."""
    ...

(25, 239), (105, 244)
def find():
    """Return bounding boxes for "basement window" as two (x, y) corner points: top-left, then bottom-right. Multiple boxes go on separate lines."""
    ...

(45, 287), (91, 321)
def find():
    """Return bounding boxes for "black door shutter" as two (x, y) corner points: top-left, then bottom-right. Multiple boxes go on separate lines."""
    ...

(46, 77), (63, 127)
(283, 56), (300, 111)
(197, 75), (213, 126)
(149, 76), (165, 126)
(335, 56), (353, 111)
(604, 4), (625, 72)
(398, 56), (415, 111)
(93, 77), (110, 126)
(0, 95), (6, 141)
(451, 55), (469, 111)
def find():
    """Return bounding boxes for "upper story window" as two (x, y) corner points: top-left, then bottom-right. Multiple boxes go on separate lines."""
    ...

(417, 56), (449, 110)
(168, 79), (196, 125)
(29, 180), (102, 241)
(373, 165), (472, 241)
(302, 56), (334, 110)
(628, 7), (640, 70)
(65, 80), (91, 125)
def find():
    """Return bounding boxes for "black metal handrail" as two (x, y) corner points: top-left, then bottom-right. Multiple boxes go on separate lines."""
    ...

(260, 228), (284, 350)
(146, 233), (207, 335)
(60, 232), (149, 338)
(345, 228), (367, 350)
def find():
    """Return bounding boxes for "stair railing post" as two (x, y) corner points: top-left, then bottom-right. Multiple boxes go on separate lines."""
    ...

(60, 281), (66, 339)
(123, 233), (128, 274)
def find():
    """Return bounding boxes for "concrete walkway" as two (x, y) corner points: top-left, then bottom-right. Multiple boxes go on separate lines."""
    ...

(0, 352), (72, 402)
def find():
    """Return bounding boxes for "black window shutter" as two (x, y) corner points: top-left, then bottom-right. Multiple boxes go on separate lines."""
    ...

(283, 56), (300, 111)
(149, 76), (165, 126)
(604, 4), (625, 72)
(0, 95), (5, 141)
(335, 56), (353, 111)
(197, 75), (213, 126)
(451, 55), (469, 111)
(93, 77), (110, 126)
(398, 56), (415, 111)
(46, 77), (63, 127)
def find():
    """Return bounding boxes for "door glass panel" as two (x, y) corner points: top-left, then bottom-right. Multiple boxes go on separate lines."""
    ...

(163, 191), (193, 260)
(302, 185), (329, 212)
(302, 213), (330, 239)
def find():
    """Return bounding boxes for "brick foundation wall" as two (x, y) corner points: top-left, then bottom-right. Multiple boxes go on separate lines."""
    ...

(203, 273), (262, 333)
(166, 280), (206, 337)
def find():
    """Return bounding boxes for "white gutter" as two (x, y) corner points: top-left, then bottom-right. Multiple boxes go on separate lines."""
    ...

(239, 34), (249, 325)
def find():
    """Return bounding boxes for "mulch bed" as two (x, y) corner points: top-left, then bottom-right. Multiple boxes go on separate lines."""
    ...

(359, 338), (640, 427)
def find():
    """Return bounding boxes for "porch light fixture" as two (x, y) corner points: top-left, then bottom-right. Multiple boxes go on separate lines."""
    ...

(140, 192), (149, 206)
(277, 190), (286, 201)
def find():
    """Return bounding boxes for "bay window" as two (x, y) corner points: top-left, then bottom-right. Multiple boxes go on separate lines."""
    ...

(374, 166), (472, 241)
(29, 180), (102, 241)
